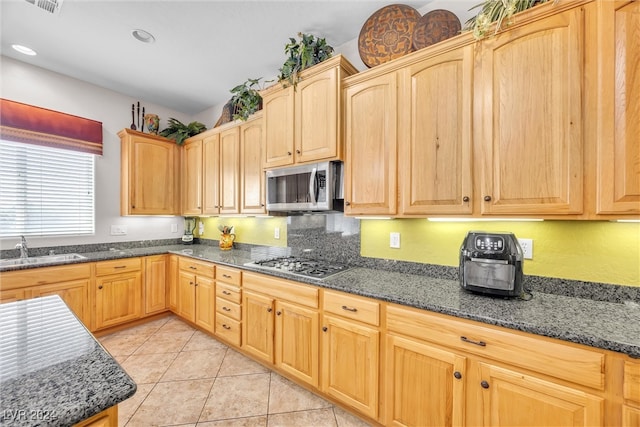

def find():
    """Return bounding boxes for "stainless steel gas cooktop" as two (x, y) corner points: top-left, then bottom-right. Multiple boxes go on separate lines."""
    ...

(244, 256), (350, 280)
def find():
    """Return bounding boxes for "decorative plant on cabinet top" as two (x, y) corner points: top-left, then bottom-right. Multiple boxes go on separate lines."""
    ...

(278, 32), (334, 88)
(230, 78), (264, 121)
(159, 118), (207, 145)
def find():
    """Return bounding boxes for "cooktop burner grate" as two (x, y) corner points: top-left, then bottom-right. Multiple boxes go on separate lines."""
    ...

(244, 256), (350, 280)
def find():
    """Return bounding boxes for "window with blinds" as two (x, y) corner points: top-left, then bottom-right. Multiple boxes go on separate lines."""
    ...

(0, 139), (95, 237)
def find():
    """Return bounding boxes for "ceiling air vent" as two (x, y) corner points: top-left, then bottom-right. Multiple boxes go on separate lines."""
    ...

(24, 0), (63, 14)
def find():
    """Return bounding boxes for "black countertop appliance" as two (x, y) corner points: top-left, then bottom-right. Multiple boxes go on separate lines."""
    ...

(459, 231), (524, 298)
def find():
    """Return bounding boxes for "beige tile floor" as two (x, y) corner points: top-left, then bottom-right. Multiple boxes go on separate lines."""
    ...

(99, 315), (372, 427)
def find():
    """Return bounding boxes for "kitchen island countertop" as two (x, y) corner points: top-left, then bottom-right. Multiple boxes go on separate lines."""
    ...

(0, 295), (136, 426)
(1, 244), (639, 358)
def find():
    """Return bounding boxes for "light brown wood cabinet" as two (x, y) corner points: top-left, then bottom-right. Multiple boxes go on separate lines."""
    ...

(623, 360), (640, 426)
(242, 272), (320, 388)
(343, 71), (398, 216)
(1, 264), (91, 326)
(219, 126), (241, 214)
(182, 133), (221, 215)
(476, 5), (585, 215)
(177, 257), (215, 332)
(399, 45), (474, 216)
(214, 265), (242, 346)
(73, 405), (117, 427)
(262, 55), (357, 168)
(239, 114), (265, 214)
(595, 0), (640, 215)
(144, 254), (168, 314)
(94, 258), (143, 330)
(321, 290), (380, 419)
(119, 129), (179, 215)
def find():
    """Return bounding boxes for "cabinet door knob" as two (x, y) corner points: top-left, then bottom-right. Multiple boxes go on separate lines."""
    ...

(481, 380), (490, 389)
(484, 195), (492, 202)
(454, 371), (462, 380)
(276, 311), (282, 316)
(267, 307), (273, 312)
(296, 149), (301, 154)
(322, 326), (328, 332)
(287, 151), (292, 156)
(98, 285), (103, 290)
(463, 196), (470, 202)
(345, 201), (351, 206)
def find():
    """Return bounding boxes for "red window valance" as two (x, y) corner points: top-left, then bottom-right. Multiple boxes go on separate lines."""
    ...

(0, 98), (103, 155)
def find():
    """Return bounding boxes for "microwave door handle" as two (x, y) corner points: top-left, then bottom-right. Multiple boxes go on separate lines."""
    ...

(309, 167), (317, 205)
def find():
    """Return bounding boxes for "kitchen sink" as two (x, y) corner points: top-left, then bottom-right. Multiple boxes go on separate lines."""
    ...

(0, 253), (87, 267)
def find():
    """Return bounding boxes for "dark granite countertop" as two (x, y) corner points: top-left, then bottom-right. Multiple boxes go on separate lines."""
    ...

(0, 295), (136, 426)
(2, 244), (639, 358)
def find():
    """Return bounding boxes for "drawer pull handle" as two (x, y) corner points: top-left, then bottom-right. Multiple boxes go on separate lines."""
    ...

(222, 306), (231, 312)
(481, 380), (490, 389)
(115, 266), (126, 269)
(190, 266), (197, 270)
(454, 371), (462, 380)
(341, 305), (358, 312)
(223, 274), (232, 279)
(460, 336), (486, 347)
(222, 324), (231, 330)
(222, 290), (231, 295)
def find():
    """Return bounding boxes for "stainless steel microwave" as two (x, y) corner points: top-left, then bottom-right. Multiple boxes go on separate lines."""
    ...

(266, 161), (344, 212)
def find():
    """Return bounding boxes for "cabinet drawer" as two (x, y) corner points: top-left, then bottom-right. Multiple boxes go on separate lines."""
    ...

(323, 290), (380, 326)
(215, 313), (241, 346)
(243, 272), (318, 308)
(216, 283), (241, 304)
(216, 266), (241, 286)
(216, 297), (241, 321)
(386, 304), (605, 390)
(95, 258), (142, 276)
(624, 361), (640, 404)
(178, 257), (214, 279)
(1, 263), (91, 289)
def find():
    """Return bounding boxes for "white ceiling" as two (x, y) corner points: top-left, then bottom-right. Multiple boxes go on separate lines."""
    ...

(1, 0), (477, 115)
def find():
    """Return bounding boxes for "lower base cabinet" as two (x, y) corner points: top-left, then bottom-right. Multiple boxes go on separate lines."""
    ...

(176, 257), (215, 332)
(73, 405), (117, 427)
(94, 258), (143, 330)
(385, 334), (466, 427)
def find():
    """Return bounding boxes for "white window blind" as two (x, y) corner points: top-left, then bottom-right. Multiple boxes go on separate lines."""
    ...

(0, 139), (95, 237)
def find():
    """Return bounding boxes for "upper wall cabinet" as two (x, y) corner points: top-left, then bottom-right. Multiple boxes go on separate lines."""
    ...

(595, 0), (640, 215)
(261, 55), (358, 169)
(119, 129), (180, 215)
(240, 114), (265, 214)
(182, 133), (220, 216)
(476, 5), (585, 215)
(399, 45), (474, 216)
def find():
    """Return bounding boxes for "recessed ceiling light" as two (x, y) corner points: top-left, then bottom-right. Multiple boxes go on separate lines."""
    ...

(131, 29), (155, 44)
(12, 44), (37, 56)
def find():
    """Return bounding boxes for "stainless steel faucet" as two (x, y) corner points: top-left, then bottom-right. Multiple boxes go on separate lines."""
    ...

(15, 235), (28, 258)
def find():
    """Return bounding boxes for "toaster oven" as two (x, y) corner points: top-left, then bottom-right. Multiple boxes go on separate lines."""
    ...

(459, 231), (524, 298)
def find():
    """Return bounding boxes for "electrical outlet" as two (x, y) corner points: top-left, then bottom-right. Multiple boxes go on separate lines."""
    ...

(390, 232), (401, 249)
(110, 225), (127, 236)
(274, 227), (280, 239)
(171, 223), (178, 233)
(518, 238), (533, 259)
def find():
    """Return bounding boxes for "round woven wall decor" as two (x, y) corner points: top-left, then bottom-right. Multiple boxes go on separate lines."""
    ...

(412, 9), (461, 50)
(358, 4), (422, 68)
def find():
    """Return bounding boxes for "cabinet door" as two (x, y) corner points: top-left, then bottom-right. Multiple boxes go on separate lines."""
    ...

(203, 133), (221, 215)
(182, 139), (203, 215)
(95, 271), (142, 329)
(477, 363), (603, 427)
(322, 314), (379, 419)
(275, 300), (319, 388)
(295, 66), (339, 163)
(177, 271), (196, 322)
(0, 288), (26, 304)
(240, 118), (265, 214)
(31, 279), (89, 326)
(242, 290), (274, 363)
(478, 7), (584, 215)
(219, 127), (240, 214)
(124, 134), (178, 215)
(386, 334), (466, 427)
(144, 255), (167, 315)
(400, 45), (474, 215)
(596, 0), (640, 214)
(263, 86), (295, 168)
(168, 255), (179, 312)
(194, 275), (215, 332)
(344, 72), (398, 215)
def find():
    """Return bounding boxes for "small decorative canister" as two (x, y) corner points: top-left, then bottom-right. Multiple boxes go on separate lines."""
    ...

(144, 113), (160, 134)
(218, 225), (235, 251)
